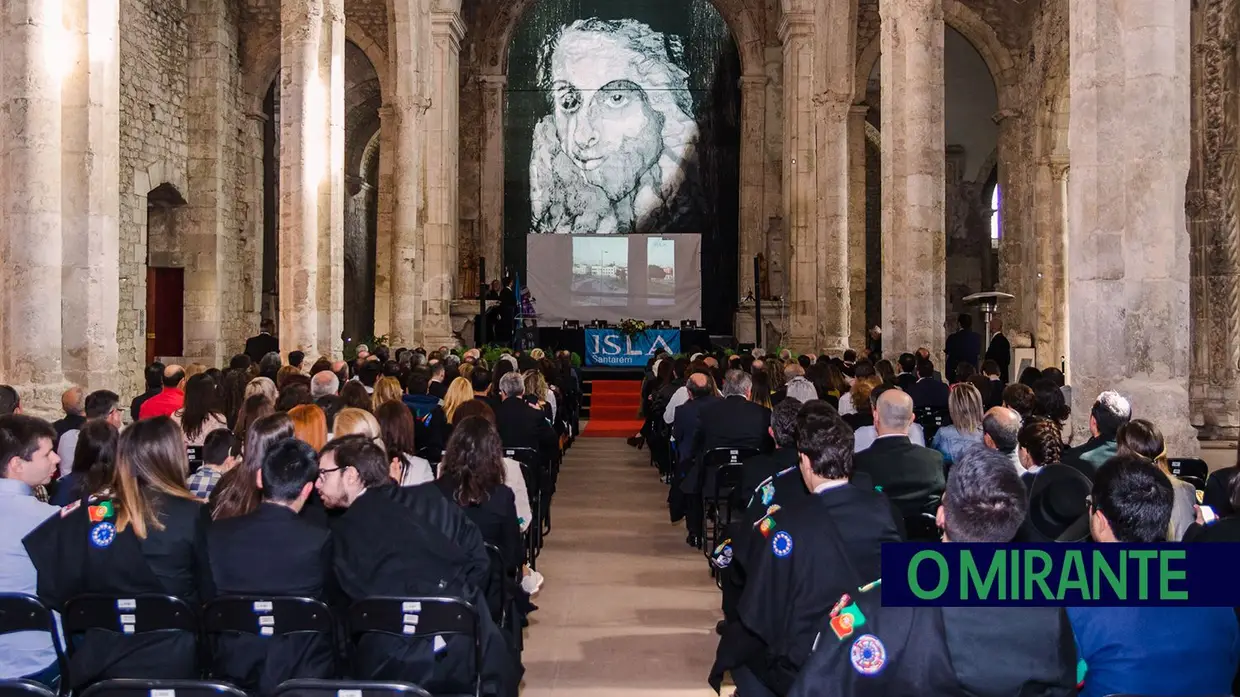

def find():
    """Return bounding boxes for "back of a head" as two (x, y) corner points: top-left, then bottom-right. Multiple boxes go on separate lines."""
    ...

(1018, 419), (1063, 467)
(407, 368), (431, 396)
(62, 387), (85, 415)
(211, 412), (292, 521)
(85, 390), (121, 420)
(471, 368), (493, 394)
(1093, 454), (1174, 542)
(1031, 378), (1070, 422)
(0, 386), (18, 415)
(1002, 383), (1035, 418)
(260, 439), (319, 503)
(980, 359), (1000, 377)
(954, 362), (977, 384)
(0, 414), (55, 478)
(875, 388), (914, 432)
(795, 400), (854, 480)
(202, 428), (237, 467)
(375, 400), (416, 457)
(1041, 366), (1066, 388)
(453, 398), (496, 425)
(338, 381), (372, 411)
(276, 383), (313, 412)
(73, 419), (119, 491)
(288, 350), (305, 369)
(853, 360), (876, 379)
(1115, 418), (1165, 464)
(947, 383), (984, 434)
(115, 416), (193, 537)
(259, 351), (283, 376)
(287, 404), (328, 451)
(869, 383), (897, 411)
(898, 353), (916, 374)
(321, 434), (389, 488)
(311, 371), (340, 399)
(230, 354), (253, 373)
(958, 313), (973, 331)
(499, 371), (525, 398)
(770, 398), (803, 449)
(916, 359), (935, 380)
(1091, 390), (1132, 440)
(163, 364), (186, 388)
(441, 415), (505, 505)
(372, 376), (403, 408)
(983, 407), (1022, 454)
(687, 372), (714, 400)
(145, 362), (166, 390)
(722, 369), (751, 398)
(783, 362), (805, 380)
(333, 407), (382, 442)
(843, 349), (857, 363)
(1018, 366), (1043, 387)
(943, 446), (1027, 542)
(358, 361), (382, 388)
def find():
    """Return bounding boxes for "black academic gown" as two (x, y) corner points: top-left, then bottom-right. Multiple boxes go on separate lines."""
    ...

(331, 484), (517, 697)
(23, 494), (213, 690)
(710, 483), (901, 695)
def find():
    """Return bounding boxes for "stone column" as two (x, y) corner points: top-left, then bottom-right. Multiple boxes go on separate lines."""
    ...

(317, 0), (345, 359)
(737, 74), (767, 307)
(994, 107), (1031, 339)
(814, 94), (853, 355)
(0, 0), (67, 408)
(61, 0), (120, 390)
(1034, 156), (1070, 378)
(423, 10), (466, 347)
(779, 12), (817, 351)
(278, 0), (325, 357)
(1069, 0), (1197, 454)
(880, 0), (946, 360)
(847, 105), (869, 350)
(478, 74), (506, 282)
(373, 105), (394, 337)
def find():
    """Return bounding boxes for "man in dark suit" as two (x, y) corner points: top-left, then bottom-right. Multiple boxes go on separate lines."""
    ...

(710, 400), (902, 696)
(980, 359), (1005, 408)
(494, 372), (557, 465)
(206, 440), (335, 694)
(983, 316), (1012, 384)
(853, 388), (945, 518)
(906, 359), (950, 409)
(670, 372), (718, 542)
(244, 318), (279, 364)
(427, 361), (448, 400)
(1062, 390), (1131, 481)
(895, 353), (918, 390)
(944, 313), (982, 377)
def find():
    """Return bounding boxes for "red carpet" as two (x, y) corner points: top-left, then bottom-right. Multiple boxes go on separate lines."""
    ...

(581, 379), (645, 438)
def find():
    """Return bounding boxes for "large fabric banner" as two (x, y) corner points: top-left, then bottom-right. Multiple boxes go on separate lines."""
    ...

(584, 328), (681, 367)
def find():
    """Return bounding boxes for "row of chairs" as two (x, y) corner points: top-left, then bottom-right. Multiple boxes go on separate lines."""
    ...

(0, 593), (485, 697)
(2, 679), (435, 697)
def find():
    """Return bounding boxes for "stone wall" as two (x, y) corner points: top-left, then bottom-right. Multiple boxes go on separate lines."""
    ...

(118, 0), (190, 395)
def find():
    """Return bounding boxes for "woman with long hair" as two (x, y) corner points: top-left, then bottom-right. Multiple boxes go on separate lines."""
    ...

(173, 373), (229, 446)
(221, 368), (250, 430)
(371, 376), (403, 411)
(523, 369), (554, 422)
(749, 368), (773, 410)
(450, 399), (532, 533)
(375, 401), (433, 486)
(234, 394), (275, 447)
(24, 417), (212, 689)
(875, 359), (897, 386)
(50, 419), (119, 506)
(1116, 419), (1197, 541)
(287, 404), (328, 451)
(338, 381), (372, 412)
(442, 376), (475, 425)
(931, 382), (985, 465)
(210, 413), (295, 521)
(332, 407), (383, 445)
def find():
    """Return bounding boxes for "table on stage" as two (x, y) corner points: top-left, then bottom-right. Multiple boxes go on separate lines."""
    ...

(536, 326), (713, 357)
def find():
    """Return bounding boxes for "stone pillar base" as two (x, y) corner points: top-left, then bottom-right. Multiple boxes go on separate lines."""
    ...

(11, 380), (75, 420)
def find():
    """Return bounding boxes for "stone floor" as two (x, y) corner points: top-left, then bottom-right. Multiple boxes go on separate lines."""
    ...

(520, 436), (724, 697)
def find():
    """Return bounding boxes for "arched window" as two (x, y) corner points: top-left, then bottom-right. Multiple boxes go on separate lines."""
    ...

(990, 184), (1001, 250)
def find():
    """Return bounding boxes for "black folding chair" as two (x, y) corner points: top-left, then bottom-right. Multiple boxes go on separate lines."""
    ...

(506, 448), (546, 561)
(272, 679), (431, 697)
(698, 448), (761, 564)
(62, 595), (199, 679)
(1168, 457), (1209, 491)
(201, 596), (335, 685)
(913, 407), (952, 444)
(186, 446), (205, 476)
(79, 680), (247, 697)
(903, 513), (941, 542)
(0, 594), (68, 695)
(346, 598), (483, 697)
(481, 545), (510, 629)
(0, 681), (57, 697)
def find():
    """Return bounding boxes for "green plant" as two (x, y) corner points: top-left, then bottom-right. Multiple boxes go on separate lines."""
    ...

(343, 334), (390, 362)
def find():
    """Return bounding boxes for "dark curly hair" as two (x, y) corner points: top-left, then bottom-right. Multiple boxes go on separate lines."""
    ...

(439, 416), (506, 507)
(1018, 418), (1064, 467)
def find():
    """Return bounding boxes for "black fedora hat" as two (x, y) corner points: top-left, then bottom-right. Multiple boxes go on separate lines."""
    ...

(1027, 464), (1093, 542)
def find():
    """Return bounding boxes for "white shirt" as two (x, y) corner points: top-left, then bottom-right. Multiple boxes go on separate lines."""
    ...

(838, 392), (856, 415)
(57, 430), (79, 477)
(663, 386), (690, 424)
(813, 479), (850, 494)
(853, 424), (926, 453)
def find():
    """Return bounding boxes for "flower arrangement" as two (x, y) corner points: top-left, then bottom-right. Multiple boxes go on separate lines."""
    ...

(617, 318), (648, 338)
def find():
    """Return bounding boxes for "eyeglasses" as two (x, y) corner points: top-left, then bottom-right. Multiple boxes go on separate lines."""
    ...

(317, 464), (351, 481)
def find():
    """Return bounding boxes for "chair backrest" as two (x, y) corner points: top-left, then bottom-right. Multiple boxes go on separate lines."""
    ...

(346, 597), (481, 697)
(416, 447), (442, 465)
(272, 679), (432, 697)
(202, 596), (333, 638)
(503, 447), (543, 471)
(62, 595), (197, 647)
(481, 544), (509, 627)
(903, 513), (941, 542)
(79, 679), (247, 697)
(0, 680), (57, 697)
(914, 407), (952, 442)
(186, 446), (204, 475)
(0, 594), (67, 686)
(701, 447), (760, 468)
(1168, 457), (1209, 483)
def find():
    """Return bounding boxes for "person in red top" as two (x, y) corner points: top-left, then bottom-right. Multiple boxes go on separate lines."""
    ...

(138, 364), (186, 420)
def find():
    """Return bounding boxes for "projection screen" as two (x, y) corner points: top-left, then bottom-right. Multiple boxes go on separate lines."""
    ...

(526, 233), (701, 324)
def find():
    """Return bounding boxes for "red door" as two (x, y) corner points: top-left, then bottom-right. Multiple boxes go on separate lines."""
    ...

(146, 267), (184, 364)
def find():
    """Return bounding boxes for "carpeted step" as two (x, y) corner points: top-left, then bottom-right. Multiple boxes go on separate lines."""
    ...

(582, 379), (645, 438)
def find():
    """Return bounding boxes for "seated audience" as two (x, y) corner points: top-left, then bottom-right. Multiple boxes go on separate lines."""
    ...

(894, 353), (918, 390)
(25, 417), (213, 689)
(371, 376), (403, 411)
(186, 429), (238, 500)
(52, 386), (86, 451)
(0, 415), (61, 684)
(450, 400), (533, 534)
(1063, 390), (1131, 480)
(310, 370), (340, 401)
(138, 364), (187, 420)
(173, 373), (229, 446)
(840, 376), (881, 430)
(671, 372), (719, 543)
(852, 388), (945, 517)
(1017, 418), (1064, 485)
(930, 382), (984, 464)
(376, 401), (434, 486)
(711, 401), (901, 696)
(404, 369), (448, 454)
(428, 361), (449, 400)
(854, 384), (927, 452)
(245, 376), (279, 406)
(51, 418), (119, 506)
(130, 362), (165, 422)
(442, 376), (474, 427)
(210, 413), (295, 521)
(1002, 382), (1036, 421)
(338, 381), (372, 412)
(235, 394), (275, 447)
(1068, 455), (1240, 697)
(1115, 419), (1196, 541)
(206, 439), (334, 694)
(1018, 366), (1043, 387)
(494, 372), (558, 464)
(288, 404), (328, 451)
(57, 389), (123, 473)
(907, 359), (949, 409)
(316, 435), (516, 695)
(982, 406), (1024, 472)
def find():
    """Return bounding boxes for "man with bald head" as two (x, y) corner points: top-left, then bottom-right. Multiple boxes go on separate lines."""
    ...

(671, 371), (720, 546)
(852, 387), (945, 518)
(52, 387), (86, 448)
(138, 364), (186, 420)
(983, 406), (1024, 473)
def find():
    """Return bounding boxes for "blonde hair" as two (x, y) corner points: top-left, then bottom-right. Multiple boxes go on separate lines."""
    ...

(850, 376), (882, 409)
(288, 404), (328, 451)
(443, 377), (475, 424)
(523, 369), (548, 402)
(244, 377), (278, 405)
(113, 417), (198, 539)
(333, 407), (383, 446)
(948, 382), (984, 434)
(372, 376), (403, 411)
